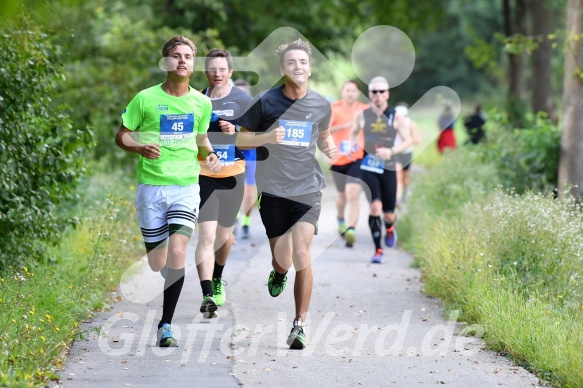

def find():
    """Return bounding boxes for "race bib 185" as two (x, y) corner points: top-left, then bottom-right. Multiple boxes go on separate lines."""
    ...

(279, 119), (312, 147)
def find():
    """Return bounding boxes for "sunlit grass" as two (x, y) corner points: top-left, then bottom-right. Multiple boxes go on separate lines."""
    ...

(401, 145), (583, 387)
(0, 168), (141, 387)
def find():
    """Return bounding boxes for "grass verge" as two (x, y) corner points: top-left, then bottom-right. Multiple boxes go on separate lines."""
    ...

(400, 146), (583, 387)
(0, 167), (142, 387)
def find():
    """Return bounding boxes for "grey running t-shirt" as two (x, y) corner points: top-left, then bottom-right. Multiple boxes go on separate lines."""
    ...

(238, 85), (332, 197)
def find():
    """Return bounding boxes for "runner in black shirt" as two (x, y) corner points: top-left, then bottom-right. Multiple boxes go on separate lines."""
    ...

(350, 76), (412, 263)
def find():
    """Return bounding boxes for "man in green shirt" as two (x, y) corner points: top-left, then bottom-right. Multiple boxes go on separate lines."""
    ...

(115, 35), (220, 347)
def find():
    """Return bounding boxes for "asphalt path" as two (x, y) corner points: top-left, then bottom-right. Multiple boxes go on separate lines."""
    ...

(57, 184), (542, 387)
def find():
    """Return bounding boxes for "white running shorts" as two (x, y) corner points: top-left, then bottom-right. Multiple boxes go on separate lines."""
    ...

(135, 183), (200, 243)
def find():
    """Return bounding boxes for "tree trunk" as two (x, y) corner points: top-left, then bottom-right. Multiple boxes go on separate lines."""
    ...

(504, 0), (529, 125)
(558, 0), (583, 198)
(530, 0), (553, 116)
(509, 0), (527, 100)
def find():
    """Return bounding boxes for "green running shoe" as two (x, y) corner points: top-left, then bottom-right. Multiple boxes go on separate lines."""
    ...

(267, 270), (287, 297)
(212, 278), (227, 306)
(200, 295), (218, 318)
(286, 320), (306, 349)
(338, 221), (347, 235)
(157, 323), (178, 347)
(343, 227), (356, 244)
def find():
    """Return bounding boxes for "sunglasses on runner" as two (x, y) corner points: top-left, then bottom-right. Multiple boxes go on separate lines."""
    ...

(370, 90), (387, 94)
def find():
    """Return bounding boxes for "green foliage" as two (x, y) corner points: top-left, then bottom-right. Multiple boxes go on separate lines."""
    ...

(408, 149), (499, 217)
(0, 168), (141, 387)
(0, 23), (93, 269)
(52, 0), (223, 168)
(393, 0), (503, 103)
(464, 36), (505, 84)
(0, 0), (83, 27)
(480, 111), (560, 194)
(503, 33), (540, 55)
(154, 0), (447, 55)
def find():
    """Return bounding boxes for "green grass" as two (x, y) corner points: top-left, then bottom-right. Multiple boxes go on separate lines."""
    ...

(0, 167), (142, 387)
(400, 145), (583, 387)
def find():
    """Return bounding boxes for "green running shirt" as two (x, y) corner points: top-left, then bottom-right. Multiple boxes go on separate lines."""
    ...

(122, 84), (212, 186)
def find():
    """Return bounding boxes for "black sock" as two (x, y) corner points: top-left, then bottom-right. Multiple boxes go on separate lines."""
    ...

(369, 215), (382, 251)
(274, 270), (288, 280)
(158, 267), (185, 329)
(212, 263), (225, 280)
(384, 219), (394, 231)
(201, 280), (213, 297)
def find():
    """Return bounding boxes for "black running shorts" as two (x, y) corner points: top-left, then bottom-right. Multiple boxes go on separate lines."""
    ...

(360, 169), (397, 213)
(258, 191), (322, 239)
(330, 160), (362, 192)
(198, 173), (245, 227)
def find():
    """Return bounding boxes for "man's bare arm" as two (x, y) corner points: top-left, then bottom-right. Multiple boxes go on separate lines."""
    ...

(115, 125), (160, 159)
(235, 126), (284, 149)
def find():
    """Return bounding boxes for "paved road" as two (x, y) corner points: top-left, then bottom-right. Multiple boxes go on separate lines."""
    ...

(57, 185), (542, 387)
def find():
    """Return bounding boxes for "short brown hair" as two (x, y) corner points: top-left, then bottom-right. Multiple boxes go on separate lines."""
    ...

(205, 48), (233, 71)
(276, 38), (312, 66)
(343, 80), (359, 89)
(162, 35), (197, 58)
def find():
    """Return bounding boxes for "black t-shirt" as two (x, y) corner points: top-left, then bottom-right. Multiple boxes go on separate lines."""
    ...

(238, 85), (332, 197)
(362, 106), (397, 170)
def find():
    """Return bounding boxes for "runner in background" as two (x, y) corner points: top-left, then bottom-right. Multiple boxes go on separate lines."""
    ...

(394, 102), (421, 205)
(351, 76), (412, 264)
(233, 79), (256, 239)
(328, 80), (368, 247)
(437, 105), (456, 154)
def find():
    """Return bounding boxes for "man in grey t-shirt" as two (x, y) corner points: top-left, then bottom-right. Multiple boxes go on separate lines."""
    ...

(237, 38), (338, 349)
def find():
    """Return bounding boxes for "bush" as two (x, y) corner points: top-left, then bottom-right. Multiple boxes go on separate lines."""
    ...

(479, 111), (560, 194)
(0, 23), (93, 269)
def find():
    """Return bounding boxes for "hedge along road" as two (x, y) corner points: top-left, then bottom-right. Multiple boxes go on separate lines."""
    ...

(56, 183), (542, 387)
